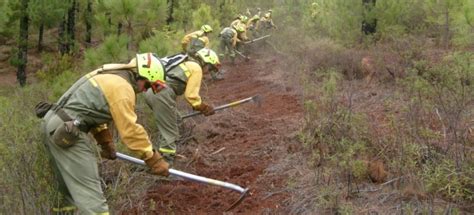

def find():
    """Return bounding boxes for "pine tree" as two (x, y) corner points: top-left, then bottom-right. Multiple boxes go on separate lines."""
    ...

(425, 0), (473, 47)
(166, 0), (175, 25)
(17, 0), (29, 86)
(85, 0), (92, 45)
(66, 0), (77, 52)
(0, 1), (14, 39)
(28, 0), (69, 52)
(191, 4), (220, 31)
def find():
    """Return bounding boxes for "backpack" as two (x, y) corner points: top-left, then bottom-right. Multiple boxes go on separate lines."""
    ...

(161, 53), (188, 72)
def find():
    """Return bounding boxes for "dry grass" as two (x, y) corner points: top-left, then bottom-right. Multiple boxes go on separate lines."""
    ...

(284, 36), (473, 214)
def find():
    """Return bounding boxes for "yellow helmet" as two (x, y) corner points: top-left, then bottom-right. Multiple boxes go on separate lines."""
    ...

(233, 23), (246, 32)
(240, 15), (248, 22)
(135, 53), (165, 83)
(196, 48), (221, 69)
(201, 24), (213, 33)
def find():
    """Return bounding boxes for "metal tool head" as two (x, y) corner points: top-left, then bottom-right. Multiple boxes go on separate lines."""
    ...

(251, 95), (262, 107)
(225, 188), (250, 211)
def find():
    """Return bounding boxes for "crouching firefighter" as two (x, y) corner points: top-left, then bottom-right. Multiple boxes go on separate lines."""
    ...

(35, 53), (170, 214)
(181, 24), (213, 56)
(219, 24), (245, 64)
(144, 48), (221, 163)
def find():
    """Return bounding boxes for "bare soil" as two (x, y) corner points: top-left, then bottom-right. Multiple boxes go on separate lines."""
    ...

(125, 52), (304, 214)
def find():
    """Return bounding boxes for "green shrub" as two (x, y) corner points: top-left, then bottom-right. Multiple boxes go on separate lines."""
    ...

(0, 64), (85, 213)
(84, 35), (131, 69)
(191, 4), (221, 34)
(0, 84), (55, 213)
(423, 159), (473, 201)
(138, 29), (176, 56)
(36, 53), (75, 83)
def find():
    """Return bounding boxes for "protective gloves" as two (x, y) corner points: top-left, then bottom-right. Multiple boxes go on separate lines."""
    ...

(193, 102), (215, 116)
(145, 151), (170, 176)
(93, 128), (117, 160)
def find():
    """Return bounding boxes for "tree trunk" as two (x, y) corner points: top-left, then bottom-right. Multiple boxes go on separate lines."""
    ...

(117, 22), (123, 35)
(85, 0), (92, 45)
(66, 0), (76, 52)
(17, 0), (29, 87)
(37, 23), (43, 52)
(59, 15), (67, 55)
(443, 3), (450, 49)
(126, 21), (133, 50)
(361, 0), (377, 35)
(166, 0), (175, 25)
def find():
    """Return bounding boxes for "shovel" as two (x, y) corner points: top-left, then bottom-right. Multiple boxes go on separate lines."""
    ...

(182, 95), (261, 119)
(116, 152), (249, 211)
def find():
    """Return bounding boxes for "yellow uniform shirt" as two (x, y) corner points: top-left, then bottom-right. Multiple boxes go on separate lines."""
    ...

(181, 30), (209, 51)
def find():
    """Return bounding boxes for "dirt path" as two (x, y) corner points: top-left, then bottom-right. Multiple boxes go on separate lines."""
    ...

(132, 53), (304, 214)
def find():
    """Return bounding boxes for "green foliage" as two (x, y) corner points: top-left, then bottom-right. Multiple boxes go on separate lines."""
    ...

(36, 53), (75, 82)
(172, 0), (193, 30)
(138, 29), (176, 56)
(375, 0), (427, 38)
(84, 35), (131, 69)
(28, 0), (69, 28)
(96, 0), (167, 41)
(191, 4), (220, 32)
(215, 0), (238, 28)
(313, 184), (342, 212)
(351, 159), (368, 180)
(302, 0), (473, 46)
(0, 84), (57, 213)
(424, 0), (474, 46)
(302, 68), (371, 171)
(0, 0), (13, 37)
(405, 52), (473, 135)
(306, 0), (364, 44)
(423, 159), (473, 201)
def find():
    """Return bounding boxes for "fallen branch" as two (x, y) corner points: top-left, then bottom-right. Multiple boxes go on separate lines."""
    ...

(355, 176), (405, 193)
(211, 147), (226, 155)
(262, 188), (290, 200)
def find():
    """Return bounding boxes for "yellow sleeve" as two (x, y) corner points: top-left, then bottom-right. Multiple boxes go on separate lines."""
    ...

(240, 30), (249, 41)
(181, 34), (190, 46)
(203, 36), (210, 47)
(246, 19), (252, 26)
(94, 74), (154, 160)
(231, 20), (240, 28)
(183, 62), (203, 107)
(181, 31), (198, 46)
(232, 30), (239, 47)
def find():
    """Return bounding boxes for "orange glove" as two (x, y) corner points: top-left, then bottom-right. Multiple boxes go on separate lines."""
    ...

(193, 102), (215, 116)
(93, 128), (117, 160)
(145, 151), (170, 176)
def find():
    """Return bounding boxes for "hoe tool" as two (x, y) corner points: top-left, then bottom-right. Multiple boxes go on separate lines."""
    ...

(182, 95), (261, 119)
(235, 50), (250, 61)
(116, 152), (249, 211)
(244, 34), (271, 44)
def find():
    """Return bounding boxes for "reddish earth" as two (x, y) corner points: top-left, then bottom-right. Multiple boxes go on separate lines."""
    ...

(126, 52), (304, 214)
